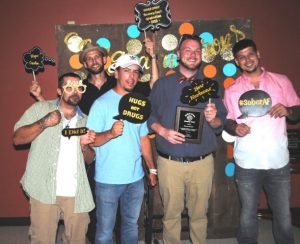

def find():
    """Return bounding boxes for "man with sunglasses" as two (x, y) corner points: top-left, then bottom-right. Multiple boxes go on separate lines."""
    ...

(13, 72), (96, 244)
(29, 40), (159, 243)
(148, 34), (227, 244)
(224, 39), (300, 244)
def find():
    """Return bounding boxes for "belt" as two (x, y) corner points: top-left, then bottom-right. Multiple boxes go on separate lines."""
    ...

(157, 151), (211, 163)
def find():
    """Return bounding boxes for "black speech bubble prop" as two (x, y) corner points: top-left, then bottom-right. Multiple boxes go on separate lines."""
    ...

(135, 0), (171, 31)
(180, 78), (219, 106)
(62, 127), (88, 139)
(238, 90), (272, 119)
(22, 46), (55, 74)
(113, 93), (151, 124)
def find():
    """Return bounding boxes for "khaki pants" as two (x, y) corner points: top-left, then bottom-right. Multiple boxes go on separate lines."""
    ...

(157, 154), (214, 244)
(29, 196), (90, 244)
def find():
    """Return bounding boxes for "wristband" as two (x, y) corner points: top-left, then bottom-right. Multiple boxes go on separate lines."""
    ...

(150, 54), (157, 60)
(149, 168), (157, 175)
(38, 120), (46, 130)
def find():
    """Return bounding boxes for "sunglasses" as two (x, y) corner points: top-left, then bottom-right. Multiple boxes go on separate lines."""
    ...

(62, 80), (87, 94)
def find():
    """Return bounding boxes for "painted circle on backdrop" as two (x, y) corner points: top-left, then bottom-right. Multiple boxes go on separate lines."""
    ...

(126, 39), (143, 55)
(223, 63), (237, 77)
(225, 162), (235, 177)
(200, 32), (214, 48)
(165, 69), (176, 76)
(178, 22), (194, 35)
(164, 54), (179, 68)
(104, 56), (112, 71)
(66, 35), (83, 53)
(161, 34), (178, 51)
(127, 25), (141, 39)
(96, 37), (111, 52)
(69, 54), (83, 70)
(223, 77), (235, 89)
(203, 64), (217, 78)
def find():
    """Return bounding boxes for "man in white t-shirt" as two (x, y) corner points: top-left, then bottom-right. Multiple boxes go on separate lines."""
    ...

(13, 72), (96, 244)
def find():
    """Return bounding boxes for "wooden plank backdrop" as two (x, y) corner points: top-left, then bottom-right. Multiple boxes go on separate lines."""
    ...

(55, 18), (252, 239)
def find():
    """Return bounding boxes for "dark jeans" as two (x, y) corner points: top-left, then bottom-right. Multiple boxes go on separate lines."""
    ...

(86, 162), (96, 244)
(235, 164), (294, 244)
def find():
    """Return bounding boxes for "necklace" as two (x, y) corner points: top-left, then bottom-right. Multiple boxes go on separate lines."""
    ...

(64, 114), (77, 129)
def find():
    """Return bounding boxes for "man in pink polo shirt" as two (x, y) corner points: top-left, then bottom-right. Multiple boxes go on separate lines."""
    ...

(224, 39), (300, 244)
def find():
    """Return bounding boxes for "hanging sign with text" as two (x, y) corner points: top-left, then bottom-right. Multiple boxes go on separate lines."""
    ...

(135, 0), (171, 31)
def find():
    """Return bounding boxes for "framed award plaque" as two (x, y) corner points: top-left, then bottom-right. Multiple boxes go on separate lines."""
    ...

(175, 106), (204, 144)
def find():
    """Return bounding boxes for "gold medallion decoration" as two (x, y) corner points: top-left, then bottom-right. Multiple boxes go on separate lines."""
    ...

(64, 32), (83, 53)
(126, 39), (142, 55)
(64, 32), (91, 53)
(220, 48), (234, 61)
(218, 34), (234, 61)
(202, 46), (217, 63)
(161, 34), (178, 51)
(140, 73), (150, 82)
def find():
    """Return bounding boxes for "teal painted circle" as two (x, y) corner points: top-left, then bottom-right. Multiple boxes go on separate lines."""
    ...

(127, 25), (140, 39)
(223, 63), (237, 77)
(225, 162), (235, 177)
(200, 32), (213, 48)
(165, 54), (179, 68)
(96, 38), (111, 49)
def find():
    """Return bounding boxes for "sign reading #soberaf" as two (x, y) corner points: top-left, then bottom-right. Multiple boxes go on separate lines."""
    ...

(135, 0), (171, 31)
(238, 90), (272, 119)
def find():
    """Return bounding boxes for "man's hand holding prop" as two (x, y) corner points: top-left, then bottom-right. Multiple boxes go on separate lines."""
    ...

(80, 129), (96, 147)
(224, 90), (272, 140)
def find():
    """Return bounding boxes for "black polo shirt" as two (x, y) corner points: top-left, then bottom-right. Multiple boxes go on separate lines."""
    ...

(79, 76), (151, 115)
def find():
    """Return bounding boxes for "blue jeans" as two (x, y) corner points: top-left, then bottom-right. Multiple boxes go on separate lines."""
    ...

(95, 178), (144, 244)
(235, 164), (294, 244)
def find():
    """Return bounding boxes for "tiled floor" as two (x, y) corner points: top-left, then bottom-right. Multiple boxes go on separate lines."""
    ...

(0, 219), (299, 244)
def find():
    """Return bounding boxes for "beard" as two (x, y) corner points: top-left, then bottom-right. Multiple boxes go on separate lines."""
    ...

(63, 94), (81, 106)
(178, 58), (201, 71)
(86, 64), (104, 75)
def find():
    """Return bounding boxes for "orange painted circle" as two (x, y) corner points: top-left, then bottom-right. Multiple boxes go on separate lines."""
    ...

(227, 144), (234, 159)
(69, 54), (83, 70)
(165, 69), (176, 76)
(104, 56), (112, 71)
(203, 64), (217, 78)
(178, 22), (194, 35)
(223, 77), (235, 89)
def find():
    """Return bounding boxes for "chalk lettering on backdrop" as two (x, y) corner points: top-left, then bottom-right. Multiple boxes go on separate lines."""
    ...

(55, 18), (251, 97)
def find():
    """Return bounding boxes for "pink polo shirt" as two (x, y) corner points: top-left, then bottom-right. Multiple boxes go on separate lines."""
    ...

(224, 68), (300, 169)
